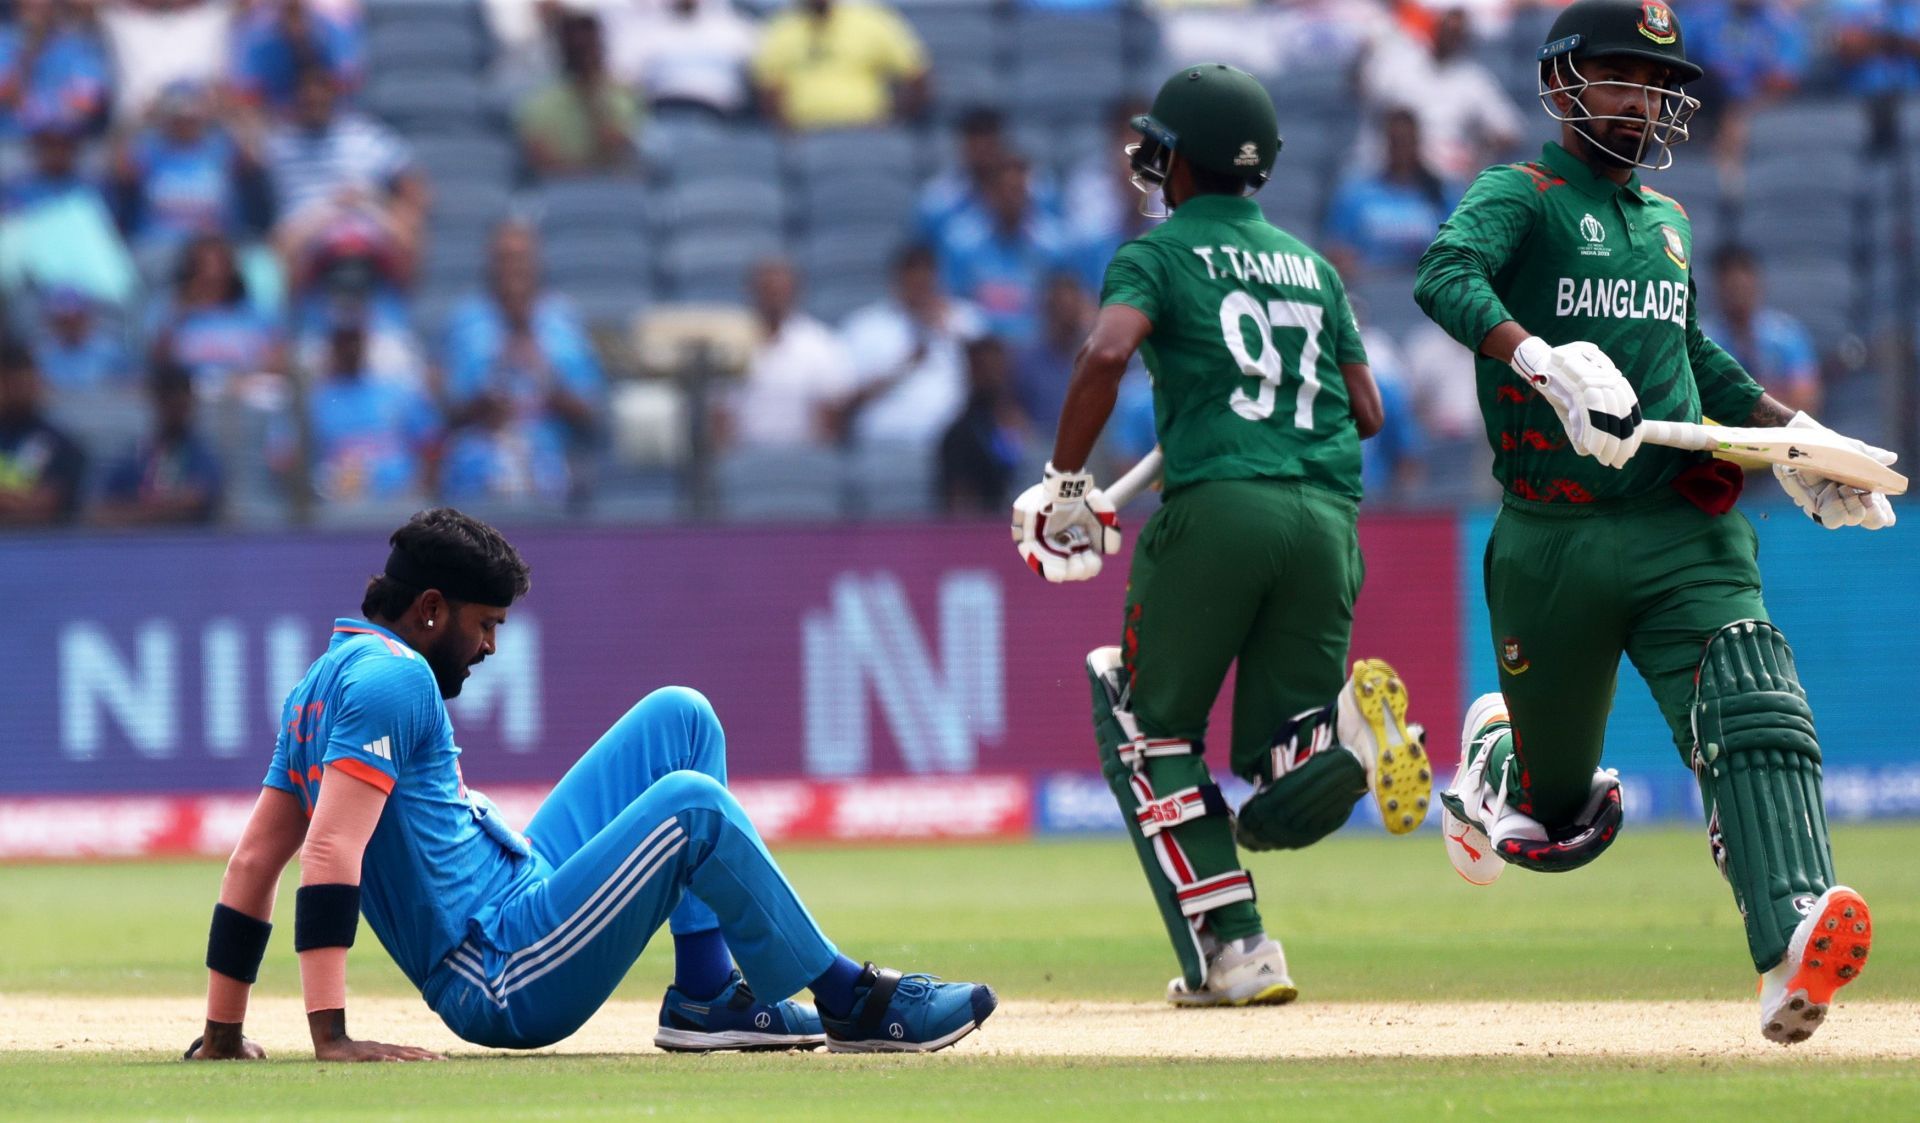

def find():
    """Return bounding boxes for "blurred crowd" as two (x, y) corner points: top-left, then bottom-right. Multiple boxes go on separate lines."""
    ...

(0, 0), (1909, 531)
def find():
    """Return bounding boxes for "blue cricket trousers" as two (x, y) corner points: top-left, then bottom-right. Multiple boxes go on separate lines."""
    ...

(421, 687), (839, 1048)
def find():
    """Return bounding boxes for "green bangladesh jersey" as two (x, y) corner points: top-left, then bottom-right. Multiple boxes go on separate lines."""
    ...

(1101, 194), (1369, 500)
(1415, 142), (1764, 504)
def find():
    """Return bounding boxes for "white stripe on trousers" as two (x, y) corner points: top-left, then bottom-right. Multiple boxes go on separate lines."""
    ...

(446, 820), (688, 1008)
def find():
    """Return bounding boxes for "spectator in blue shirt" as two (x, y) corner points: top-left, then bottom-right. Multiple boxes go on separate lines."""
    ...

(95, 360), (224, 525)
(149, 233), (288, 397)
(3, 105), (94, 213)
(936, 155), (1072, 346)
(1011, 269), (1092, 433)
(281, 301), (440, 503)
(916, 106), (1060, 247)
(1832, 0), (1920, 100)
(107, 81), (273, 263)
(939, 335), (1028, 513)
(233, 0), (364, 116)
(29, 286), (132, 390)
(1701, 243), (1821, 415)
(442, 221), (602, 468)
(1687, 1), (1806, 195)
(1323, 108), (1457, 280)
(0, 0), (110, 139)
(1360, 370), (1425, 503)
(439, 392), (574, 504)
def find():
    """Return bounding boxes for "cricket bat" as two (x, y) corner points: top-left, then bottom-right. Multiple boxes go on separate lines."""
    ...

(1640, 421), (1908, 496)
(1105, 447), (1164, 508)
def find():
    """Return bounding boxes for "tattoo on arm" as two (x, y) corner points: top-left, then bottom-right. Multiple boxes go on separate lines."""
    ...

(1746, 396), (1797, 428)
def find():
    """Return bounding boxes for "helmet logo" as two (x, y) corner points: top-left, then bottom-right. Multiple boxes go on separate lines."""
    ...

(1639, 1), (1677, 45)
(1233, 142), (1260, 168)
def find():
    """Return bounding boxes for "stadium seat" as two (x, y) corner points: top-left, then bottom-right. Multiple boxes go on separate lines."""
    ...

(795, 169), (919, 234)
(847, 440), (936, 518)
(931, 62), (1006, 118)
(368, 19), (488, 73)
(1349, 273), (1428, 337)
(410, 135), (518, 188)
(557, 281), (653, 332)
(659, 230), (784, 302)
(790, 127), (923, 182)
(661, 177), (787, 232)
(906, 7), (1001, 72)
(366, 72), (492, 134)
(431, 180), (516, 230)
(714, 446), (848, 521)
(656, 125), (783, 183)
(544, 229), (653, 284)
(1010, 61), (1130, 124)
(1009, 11), (1125, 74)
(536, 177), (651, 234)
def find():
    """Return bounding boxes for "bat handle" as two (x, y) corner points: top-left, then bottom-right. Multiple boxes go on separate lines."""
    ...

(1106, 447), (1164, 508)
(1638, 419), (1715, 451)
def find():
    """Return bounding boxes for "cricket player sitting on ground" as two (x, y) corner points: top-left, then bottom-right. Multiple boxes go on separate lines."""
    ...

(1013, 64), (1431, 1008)
(186, 509), (996, 1062)
(1413, 0), (1891, 1045)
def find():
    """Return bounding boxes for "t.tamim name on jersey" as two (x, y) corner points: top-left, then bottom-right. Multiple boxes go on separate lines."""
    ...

(1555, 277), (1687, 325)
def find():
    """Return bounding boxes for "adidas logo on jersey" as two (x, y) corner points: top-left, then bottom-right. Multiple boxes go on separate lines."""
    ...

(361, 736), (394, 761)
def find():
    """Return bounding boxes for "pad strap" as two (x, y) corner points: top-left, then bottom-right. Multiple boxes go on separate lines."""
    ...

(1176, 871), (1257, 918)
(293, 884), (361, 952)
(205, 904), (273, 984)
(1118, 736), (1200, 770)
(1134, 783), (1231, 838)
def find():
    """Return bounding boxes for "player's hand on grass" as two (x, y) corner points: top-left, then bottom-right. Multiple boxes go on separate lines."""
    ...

(312, 1037), (446, 1063)
(1773, 413), (1898, 530)
(308, 1009), (445, 1062)
(1012, 462), (1121, 582)
(184, 1022), (267, 1061)
(1509, 336), (1644, 469)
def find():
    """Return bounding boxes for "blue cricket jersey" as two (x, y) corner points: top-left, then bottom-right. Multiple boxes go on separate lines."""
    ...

(264, 619), (530, 989)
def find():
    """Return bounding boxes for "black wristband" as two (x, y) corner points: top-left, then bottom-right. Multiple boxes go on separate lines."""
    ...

(293, 884), (361, 952)
(205, 904), (273, 984)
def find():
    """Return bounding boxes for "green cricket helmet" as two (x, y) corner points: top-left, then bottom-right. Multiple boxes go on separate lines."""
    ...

(1128, 63), (1282, 209)
(1538, 0), (1704, 171)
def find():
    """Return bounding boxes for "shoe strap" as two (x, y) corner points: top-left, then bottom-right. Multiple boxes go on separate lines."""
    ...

(856, 964), (903, 1034)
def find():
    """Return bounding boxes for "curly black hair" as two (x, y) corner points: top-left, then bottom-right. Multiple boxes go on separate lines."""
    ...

(362, 507), (532, 620)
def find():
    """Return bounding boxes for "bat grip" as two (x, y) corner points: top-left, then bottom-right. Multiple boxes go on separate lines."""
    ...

(1637, 420), (1715, 451)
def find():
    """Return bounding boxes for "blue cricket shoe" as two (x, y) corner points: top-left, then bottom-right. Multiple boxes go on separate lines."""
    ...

(654, 970), (826, 1053)
(821, 963), (998, 1053)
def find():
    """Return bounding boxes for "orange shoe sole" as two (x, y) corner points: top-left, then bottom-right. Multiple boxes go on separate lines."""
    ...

(1790, 887), (1872, 1005)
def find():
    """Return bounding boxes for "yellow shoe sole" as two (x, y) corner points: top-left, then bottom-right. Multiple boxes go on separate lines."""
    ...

(1233, 982), (1299, 1007)
(1350, 657), (1430, 835)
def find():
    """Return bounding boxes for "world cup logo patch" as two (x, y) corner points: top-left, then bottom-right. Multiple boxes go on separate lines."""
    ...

(1639, 1), (1677, 45)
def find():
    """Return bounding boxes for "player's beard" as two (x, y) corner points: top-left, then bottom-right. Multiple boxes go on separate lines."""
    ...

(1582, 114), (1651, 171)
(422, 631), (474, 699)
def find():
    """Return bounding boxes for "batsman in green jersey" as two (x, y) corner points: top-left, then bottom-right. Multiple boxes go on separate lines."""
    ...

(1011, 64), (1431, 1006)
(1414, 0), (1895, 1045)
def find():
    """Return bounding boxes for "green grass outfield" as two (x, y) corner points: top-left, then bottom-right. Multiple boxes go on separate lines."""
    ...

(5, 823), (1919, 1120)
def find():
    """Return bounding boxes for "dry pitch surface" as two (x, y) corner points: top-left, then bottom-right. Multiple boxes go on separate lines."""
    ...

(8, 994), (1920, 1060)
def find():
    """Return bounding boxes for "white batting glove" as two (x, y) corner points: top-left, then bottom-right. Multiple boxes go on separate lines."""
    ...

(1772, 412), (1898, 531)
(1510, 336), (1644, 470)
(1011, 462), (1122, 582)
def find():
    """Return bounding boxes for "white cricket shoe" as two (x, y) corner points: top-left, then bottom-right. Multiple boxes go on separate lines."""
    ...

(1440, 692), (1512, 885)
(1758, 885), (1872, 1045)
(1335, 658), (1430, 834)
(1166, 935), (1298, 1008)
